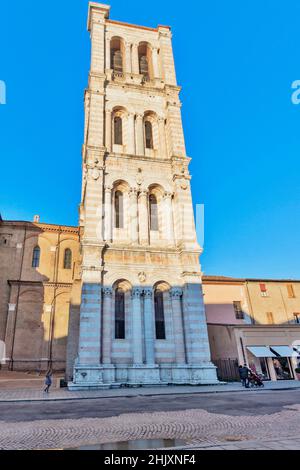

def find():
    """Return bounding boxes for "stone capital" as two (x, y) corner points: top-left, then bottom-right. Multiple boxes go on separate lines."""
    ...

(170, 287), (183, 298)
(129, 187), (139, 198)
(102, 287), (113, 298)
(104, 185), (112, 193)
(138, 188), (148, 198)
(143, 288), (153, 298)
(132, 287), (142, 298)
(163, 191), (173, 200)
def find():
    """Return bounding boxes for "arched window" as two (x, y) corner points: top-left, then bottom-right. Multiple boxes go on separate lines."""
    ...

(154, 290), (166, 339)
(111, 49), (123, 73)
(149, 194), (158, 231)
(114, 116), (123, 145)
(115, 191), (124, 229)
(145, 121), (153, 149)
(32, 246), (40, 268)
(63, 248), (72, 270)
(139, 55), (149, 78)
(115, 288), (125, 339)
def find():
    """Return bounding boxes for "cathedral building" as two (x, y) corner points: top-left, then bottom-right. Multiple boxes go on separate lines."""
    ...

(68, 2), (218, 389)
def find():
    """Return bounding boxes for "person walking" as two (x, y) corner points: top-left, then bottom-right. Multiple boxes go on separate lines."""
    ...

(44, 371), (52, 393)
(238, 364), (250, 388)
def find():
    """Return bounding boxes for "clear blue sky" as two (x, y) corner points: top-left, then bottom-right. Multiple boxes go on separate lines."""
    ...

(1, 0), (300, 279)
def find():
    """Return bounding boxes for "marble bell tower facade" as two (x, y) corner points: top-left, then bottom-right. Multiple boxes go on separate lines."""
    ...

(69, 2), (218, 389)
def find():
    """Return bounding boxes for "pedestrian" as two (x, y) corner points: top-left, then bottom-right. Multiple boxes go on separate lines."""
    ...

(44, 371), (52, 393)
(238, 364), (250, 388)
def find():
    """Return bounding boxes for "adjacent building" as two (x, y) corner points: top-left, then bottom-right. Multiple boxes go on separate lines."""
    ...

(204, 276), (300, 382)
(0, 218), (80, 372)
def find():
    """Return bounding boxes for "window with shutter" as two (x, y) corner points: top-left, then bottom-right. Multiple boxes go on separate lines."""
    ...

(149, 194), (158, 231)
(32, 246), (40, 268)
(111, 49), (123, 73)
(287, 284), (295, 298)
(145, 121), (153, 149)
(233, 301), (244, 320)
(115, 288), (125, 339)
(114, 191), (124, 229)
(154, 290), (166, 339)
(63, 248), (72, 269)
(114, 117), (123, 145)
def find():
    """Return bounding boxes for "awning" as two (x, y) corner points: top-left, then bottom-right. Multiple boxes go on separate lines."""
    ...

(246, 346), (276, 358)
(270, 346), (299, 357)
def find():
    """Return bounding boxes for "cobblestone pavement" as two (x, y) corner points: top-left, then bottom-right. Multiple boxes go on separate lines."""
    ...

(0, 380), (300, 402)
(1, 402), (300, 450)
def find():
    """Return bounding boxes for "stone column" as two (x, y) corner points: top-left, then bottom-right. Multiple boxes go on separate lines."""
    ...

(129, 188), (139, 244)
(104, 186), (112, 242)
(163, 192), (175, 245)
(105, 37), (111, 70)
(152, 47), (160, 78)
(132, 288), (143, 364)
(105, 109), (112, 152)
(158, 117), (167, 158)
(182, 281), (212, 365)
(136, 114), (144, 156)
(138, 189), (149, 246)
(127, 113), (136, 155)
(170, 288), (186, 364)
(125, 42), (132, 74)
(143, 288), (155, 365)
(77, 281), (102, 366)
(102, 287), (113, 364)
(132, 43), (139, 74)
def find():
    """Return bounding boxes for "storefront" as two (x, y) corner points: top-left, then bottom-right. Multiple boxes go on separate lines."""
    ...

(246, 346), (275, 380)
(207, 323), (300, 382)
(234, 326), (300, 382)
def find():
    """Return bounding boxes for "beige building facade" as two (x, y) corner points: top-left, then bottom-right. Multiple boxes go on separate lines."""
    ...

(0, 218), (80, 372)
(204, 276), (300, 382)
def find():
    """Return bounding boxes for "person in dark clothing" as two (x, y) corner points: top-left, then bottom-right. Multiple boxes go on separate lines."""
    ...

(44, 371), (52, 393)
(238, 364), (250, 388)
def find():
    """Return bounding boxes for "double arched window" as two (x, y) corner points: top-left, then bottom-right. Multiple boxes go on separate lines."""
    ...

(32, 246), (40, 268)
(114, 116), (123, 145)
(149, 194), (158, 231)
(154, 290), (166, 339)
(63, 248), (72, 270)
(115, 191), (124, 229)
(115, 288), (125, 339)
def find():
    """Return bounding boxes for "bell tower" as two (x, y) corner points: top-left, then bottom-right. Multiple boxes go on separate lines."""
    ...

(69, 2), (218, 389)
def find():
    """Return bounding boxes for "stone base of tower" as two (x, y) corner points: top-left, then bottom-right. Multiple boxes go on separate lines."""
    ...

(68, 362), (218, 390)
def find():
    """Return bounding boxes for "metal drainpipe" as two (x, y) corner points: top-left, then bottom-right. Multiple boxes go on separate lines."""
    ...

(10, 224), (27, 371)
(48, 227), (61, 371)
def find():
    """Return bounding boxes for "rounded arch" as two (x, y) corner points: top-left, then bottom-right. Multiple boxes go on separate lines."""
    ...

(153, 281), (171, 292)
(148, 183), (165, 199)
(112, 179), (130, 193)
(112, 279), (132, 292)
(19, 288), (43, 301)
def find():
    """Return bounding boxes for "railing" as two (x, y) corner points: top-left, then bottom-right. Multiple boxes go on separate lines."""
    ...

(112, 70), (124, 80)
